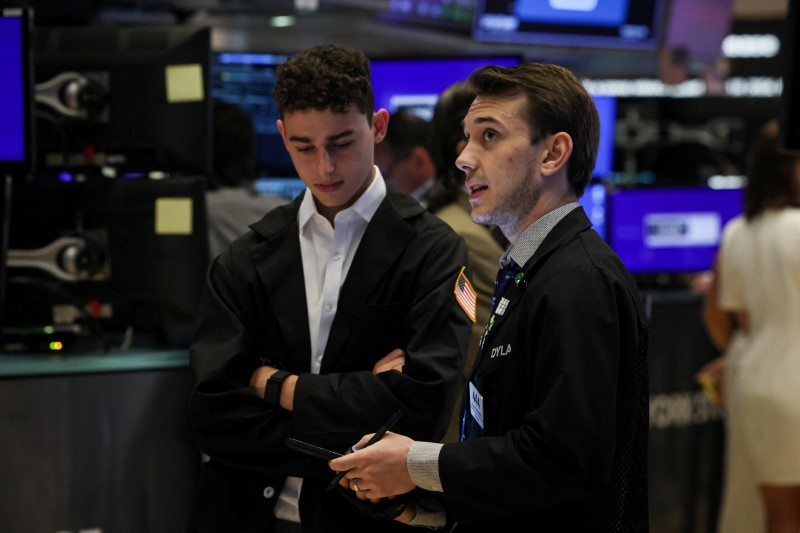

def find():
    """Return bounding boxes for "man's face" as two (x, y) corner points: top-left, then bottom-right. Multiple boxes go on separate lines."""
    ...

(278, 105), (385, 220)
(456, 94), (546, 241)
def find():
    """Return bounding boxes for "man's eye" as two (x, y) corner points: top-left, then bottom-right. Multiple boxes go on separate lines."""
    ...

(296, 146), (314, 153)
(332, 141), (353, 149)
(483, 130), (497, 141)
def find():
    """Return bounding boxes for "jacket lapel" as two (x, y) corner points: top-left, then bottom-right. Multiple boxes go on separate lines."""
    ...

(320, 192), (419, 371)
(478, 207), (593, 353)
(249, 200), (312, 373)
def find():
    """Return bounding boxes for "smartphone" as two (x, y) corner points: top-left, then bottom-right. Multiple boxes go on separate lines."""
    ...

(285, 438), (343, 460)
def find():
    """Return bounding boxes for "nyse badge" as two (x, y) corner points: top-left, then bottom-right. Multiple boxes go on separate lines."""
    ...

(495, 297), (509, 316)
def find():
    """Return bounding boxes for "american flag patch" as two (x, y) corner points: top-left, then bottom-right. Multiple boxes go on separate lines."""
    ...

(454, 266), (477, 323)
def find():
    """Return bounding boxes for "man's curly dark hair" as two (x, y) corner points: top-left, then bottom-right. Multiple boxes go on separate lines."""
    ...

(273, 44), (374, 125)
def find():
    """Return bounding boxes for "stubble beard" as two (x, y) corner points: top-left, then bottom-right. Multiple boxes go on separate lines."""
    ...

(472, 167), (541, 239)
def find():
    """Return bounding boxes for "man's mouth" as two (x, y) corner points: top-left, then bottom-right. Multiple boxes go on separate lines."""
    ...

(468, 184), (488, 194)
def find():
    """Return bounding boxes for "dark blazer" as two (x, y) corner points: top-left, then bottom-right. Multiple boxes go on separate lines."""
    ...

(187, 188), (471, 532)
(443, 207), (650, 532)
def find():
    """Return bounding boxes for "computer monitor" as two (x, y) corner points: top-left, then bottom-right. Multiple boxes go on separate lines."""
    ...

(33, 24), (212, 178)
(4, 176), (209, 351)
(578, 180), (608, 240)
(379, 0), (475, 34)
(472, 0), (667, 50)
(607, 186), (744, 276)
(370, 55), (522, 120)
(592, 94), (616, 178)
(210, 52), (295, 177)
(0, 7), (33, 178)
(253, 177), (306, 201)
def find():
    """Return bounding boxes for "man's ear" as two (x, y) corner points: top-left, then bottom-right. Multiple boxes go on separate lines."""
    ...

(277, 119), (288, 147)
(373, 109), (390, 143)
(541, 132), (573, 177)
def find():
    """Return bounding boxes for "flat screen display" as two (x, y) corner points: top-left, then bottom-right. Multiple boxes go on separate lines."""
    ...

(35, 25), (212, 177)
(578, 181), (608, 240)
(370, 56), (521, 120)
(210, 52), (294, 177)
(592, 94), (616, 178)
(472, 0), (666, 50)
(0, 8), (30, 172)
(607, 186), (744, 274)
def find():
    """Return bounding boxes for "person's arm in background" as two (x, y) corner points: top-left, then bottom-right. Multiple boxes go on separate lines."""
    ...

(703, 256), (735, 352)
(697, 254), (749, 405)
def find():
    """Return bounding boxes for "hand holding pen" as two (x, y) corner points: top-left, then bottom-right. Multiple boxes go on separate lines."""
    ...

(326, 408), (403, 491)
(327, 410), (419, 498)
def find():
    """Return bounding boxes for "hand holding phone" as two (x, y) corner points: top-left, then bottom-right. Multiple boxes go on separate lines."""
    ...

(285, 437), (343, 460)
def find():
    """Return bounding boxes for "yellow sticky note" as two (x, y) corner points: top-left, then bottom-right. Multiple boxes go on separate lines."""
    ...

(155, 197), (193, 235)
(164, 64), (204, 103)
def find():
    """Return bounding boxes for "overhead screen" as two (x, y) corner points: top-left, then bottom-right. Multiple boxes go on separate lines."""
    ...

(370, 55), (522, 120)
(472, 0), (666, 50)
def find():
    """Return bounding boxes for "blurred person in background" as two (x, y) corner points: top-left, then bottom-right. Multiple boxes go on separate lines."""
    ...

(701, 119), (800, 533)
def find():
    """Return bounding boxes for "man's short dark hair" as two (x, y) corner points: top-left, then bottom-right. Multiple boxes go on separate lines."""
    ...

(468, 63), (599, 197)
(273, 44), (374, 124)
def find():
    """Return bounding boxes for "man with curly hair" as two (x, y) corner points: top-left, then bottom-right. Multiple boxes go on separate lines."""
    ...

(186, 44), (472, 532)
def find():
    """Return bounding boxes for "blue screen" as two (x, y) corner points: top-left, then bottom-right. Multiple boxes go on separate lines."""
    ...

(211, 52), (295, 176)
(515, 0), (629, 27)
(370, 56), (521, 120)
(608, 187), (744, 274)
(592, 95), (616, 178)
(254, 177), (307, 200)
(578, 181), (608, 240)
(0, 15), (25, 163)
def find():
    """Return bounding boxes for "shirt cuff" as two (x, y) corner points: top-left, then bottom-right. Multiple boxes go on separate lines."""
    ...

(407, 441), (444, 492)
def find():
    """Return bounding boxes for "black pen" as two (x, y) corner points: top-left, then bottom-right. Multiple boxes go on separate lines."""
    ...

(326, 408), (404, 491)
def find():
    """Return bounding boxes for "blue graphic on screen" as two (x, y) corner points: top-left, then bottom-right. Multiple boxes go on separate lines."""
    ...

(608, 187), (744, 274)
(578, 182), (608, 240)
(592, 95), (616, 178)
(370, 56), (520, 120)
(0, 16), (24, 162)
(515, 0), (629, 27)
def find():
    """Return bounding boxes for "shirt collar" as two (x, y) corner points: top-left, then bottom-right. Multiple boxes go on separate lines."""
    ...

(503, 202), (580, 269)
(298, 167), (387, 230)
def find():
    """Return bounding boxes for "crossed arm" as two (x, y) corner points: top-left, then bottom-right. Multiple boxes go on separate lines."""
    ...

(249, 348), (407, 410)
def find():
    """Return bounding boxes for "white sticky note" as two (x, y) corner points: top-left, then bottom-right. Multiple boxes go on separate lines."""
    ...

(164, 64), (204, 103)
(155, 197), (193, 235)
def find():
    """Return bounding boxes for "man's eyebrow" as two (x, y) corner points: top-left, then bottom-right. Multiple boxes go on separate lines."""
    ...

(462, 116), (502, 129)
(288, 129), (355, 143)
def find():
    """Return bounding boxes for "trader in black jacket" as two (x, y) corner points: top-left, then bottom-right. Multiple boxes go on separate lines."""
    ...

(187, 44), (472, 532)
(330, 62), (650, 532)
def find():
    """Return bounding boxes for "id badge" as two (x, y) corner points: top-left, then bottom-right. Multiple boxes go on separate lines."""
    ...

(468, 381), (485, 430)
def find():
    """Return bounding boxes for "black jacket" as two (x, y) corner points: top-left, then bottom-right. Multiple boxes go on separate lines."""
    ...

(188, 188), (471, 532)
(444, 207), (650, 532)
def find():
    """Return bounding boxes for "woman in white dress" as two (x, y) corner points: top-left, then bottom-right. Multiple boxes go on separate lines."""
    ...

(703, 119), (800, 533)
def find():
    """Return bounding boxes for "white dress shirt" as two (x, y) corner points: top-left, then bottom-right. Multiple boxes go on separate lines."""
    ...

(274, 168), (387, 523)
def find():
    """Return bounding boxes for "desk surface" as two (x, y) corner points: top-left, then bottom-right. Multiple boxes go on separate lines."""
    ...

(0, 348), (190, 377)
